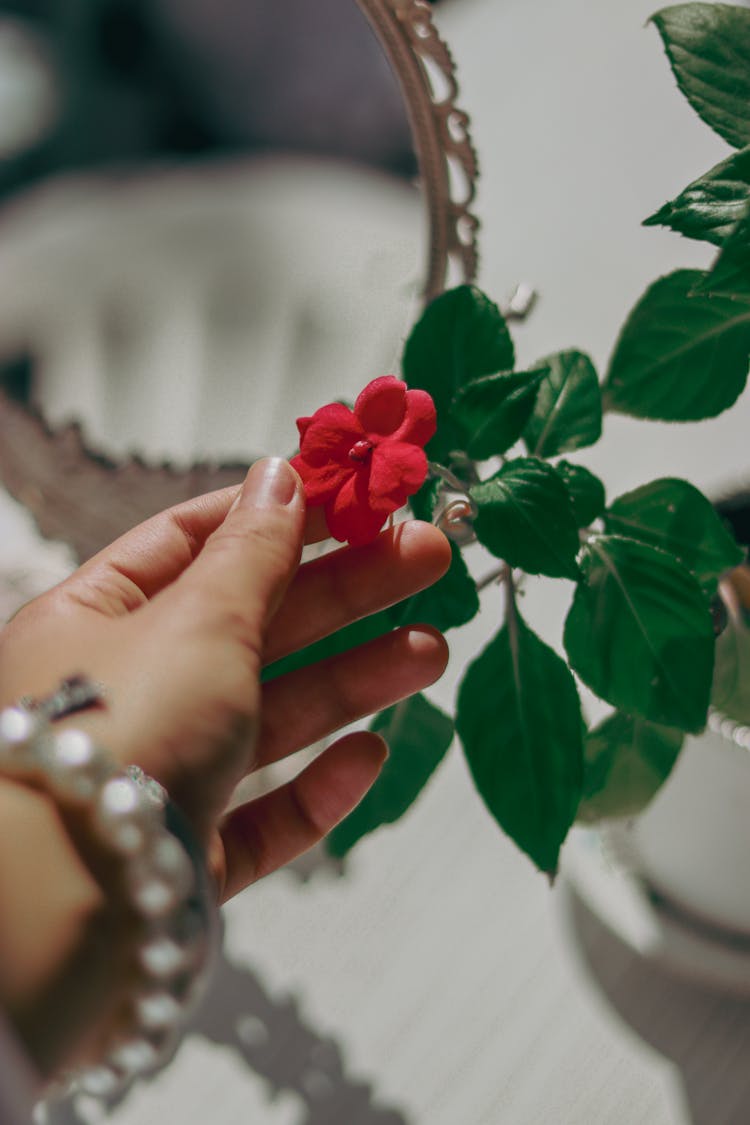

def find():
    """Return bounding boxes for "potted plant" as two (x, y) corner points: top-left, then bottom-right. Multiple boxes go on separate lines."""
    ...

(269, 1), (750, 922)
(623, 540), (750, 940)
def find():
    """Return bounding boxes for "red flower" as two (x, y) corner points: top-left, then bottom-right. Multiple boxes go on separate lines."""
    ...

(291, 376), (437, 545)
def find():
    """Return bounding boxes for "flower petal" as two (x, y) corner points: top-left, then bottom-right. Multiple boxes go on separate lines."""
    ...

(325, 472), (390, 545)
(392, 388), (437, 446)
(354, 376), (406, 438)
(296, 416), (313, 442)
(369, 440), (428, 506)
(300, 403), (364, 466)
(290, 454), (353, 505)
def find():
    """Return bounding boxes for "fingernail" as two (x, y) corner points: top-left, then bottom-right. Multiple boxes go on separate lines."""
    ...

(240, 458), (299, 509)
(373, 734), (390, 765)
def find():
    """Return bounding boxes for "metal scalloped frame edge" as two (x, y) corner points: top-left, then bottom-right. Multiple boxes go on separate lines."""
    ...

(357, 0), (480, 301)
(0, 391), (251, 562)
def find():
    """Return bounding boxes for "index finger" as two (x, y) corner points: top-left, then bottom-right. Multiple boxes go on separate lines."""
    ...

(56, 479), (332, 617)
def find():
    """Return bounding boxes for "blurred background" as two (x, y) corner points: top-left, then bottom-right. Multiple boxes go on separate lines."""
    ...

(0, 0), (433, 466)
(0, 0), (424, 186)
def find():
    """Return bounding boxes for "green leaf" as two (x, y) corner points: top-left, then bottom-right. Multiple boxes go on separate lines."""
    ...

(651, 4), (750, 149)
(694, 205), (750, 298)
(556, 461), (606, 528)
(263, 609), (394, 682)
(451, 369), (546, 460)
(327, 694), (454, 857)
(266, 535), (479, 686)
(644, 146), (750, 246)
(395, 542), (479, 633)
(471, 457), (581, 579)
(522, 350), (602, 457)
(564, 535), (715, 731)
(266, 540), (479, 685)
(409, 475), (440, 523)
(577, 712), (684, 823)
(604, 477), (744, 592)
(402, 286), (515, 460)
(456, 610), (583, 873)
(603, 269), (750, 420)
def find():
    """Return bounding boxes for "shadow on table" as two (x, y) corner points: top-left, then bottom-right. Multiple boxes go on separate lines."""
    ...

(562, 886), (750, 1125)
(47, 942), (407, 1125)
(191, 949), (407, 1124)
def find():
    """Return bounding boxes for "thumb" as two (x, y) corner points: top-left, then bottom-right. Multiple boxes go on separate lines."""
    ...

(169, 457), (306, 657)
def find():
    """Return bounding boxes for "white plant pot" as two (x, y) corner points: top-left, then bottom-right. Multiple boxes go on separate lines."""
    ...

(629, 716), (750, 937)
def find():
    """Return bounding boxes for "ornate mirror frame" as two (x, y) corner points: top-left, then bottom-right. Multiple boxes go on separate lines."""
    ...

(0, 0), (479, 562)
(357, 0), (479, 299)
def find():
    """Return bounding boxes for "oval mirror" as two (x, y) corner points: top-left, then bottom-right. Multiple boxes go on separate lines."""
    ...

(0, 0), (478, 561)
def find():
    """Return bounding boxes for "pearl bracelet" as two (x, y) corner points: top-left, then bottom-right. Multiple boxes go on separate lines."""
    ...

(0, 700), (219, 1099)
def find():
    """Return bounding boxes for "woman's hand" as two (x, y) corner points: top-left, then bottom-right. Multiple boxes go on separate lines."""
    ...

(0, 459), (449, 1074)
(0, 458), (451, 902)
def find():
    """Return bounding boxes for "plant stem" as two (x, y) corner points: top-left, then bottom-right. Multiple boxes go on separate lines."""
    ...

(426, 463), (478, 544)
(427, 461), (469, 493)
(477, 565), (528, 595)
(504, 567), (520, 663)
(504, 567), (516, 609)
(476, 564), (507, 592)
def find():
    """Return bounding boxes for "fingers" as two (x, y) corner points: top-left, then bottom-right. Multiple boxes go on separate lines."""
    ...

(59, 486), (241, 615)
(264, 520), (451, 664)
(55, 476), (331, 619)
(304, 506), (330, 545)
(219, 731), (388, 900)
(258, 625), (448, 768)
(219, 625), (449, 900)
(159, 460), (307, 659)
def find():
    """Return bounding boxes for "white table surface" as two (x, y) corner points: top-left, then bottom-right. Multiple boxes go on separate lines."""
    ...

(4, 0), (750, 1123)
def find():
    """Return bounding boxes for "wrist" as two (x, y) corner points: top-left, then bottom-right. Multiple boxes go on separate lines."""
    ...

(0, 777), (132, 1076)
(0, 693), (220, 1098)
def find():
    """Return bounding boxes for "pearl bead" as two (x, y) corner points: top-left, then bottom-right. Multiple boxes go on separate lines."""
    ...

(108, 1038), (161, 1075)
(45, 729), (111, 800)
(138, 936), (190, 979)
(78, 1063), (125, 1098)
(94, 776), (151, 854)
(0, 706), (36, 745)
(150, 835), (193, 898)
(0, 708), (38, 771)
(128, 834), (193, 916)
(135, 990), (184, 1031)
(129, 874), (180, 917)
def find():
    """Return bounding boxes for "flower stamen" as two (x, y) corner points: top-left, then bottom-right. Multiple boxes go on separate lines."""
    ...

(349, 439), (374, 464)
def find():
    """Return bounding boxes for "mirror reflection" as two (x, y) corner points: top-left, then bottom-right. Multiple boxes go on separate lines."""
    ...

(0, 0), (427, 464)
